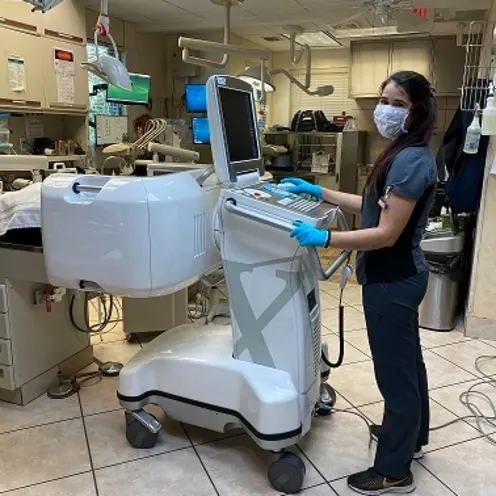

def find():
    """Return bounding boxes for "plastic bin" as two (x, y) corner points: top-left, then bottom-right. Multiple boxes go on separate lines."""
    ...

(419, 231), (465, 331)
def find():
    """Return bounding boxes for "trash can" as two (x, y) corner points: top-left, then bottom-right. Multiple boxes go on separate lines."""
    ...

(419, 231), (465, 332)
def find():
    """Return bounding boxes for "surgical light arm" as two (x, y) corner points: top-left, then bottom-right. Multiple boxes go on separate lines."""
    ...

(147, 142), (200, 163)
(224, 200), (351, 281)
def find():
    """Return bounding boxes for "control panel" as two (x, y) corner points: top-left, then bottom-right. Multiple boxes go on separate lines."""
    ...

(239, 183), (322, 215)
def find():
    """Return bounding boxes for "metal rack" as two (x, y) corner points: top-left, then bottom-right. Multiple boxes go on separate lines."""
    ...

(461, 21), (496, 112)
(292, 132), (341, 175)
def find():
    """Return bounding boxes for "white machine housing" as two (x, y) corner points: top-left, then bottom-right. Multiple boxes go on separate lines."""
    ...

(41, 168), (221, 297)
(117, 76), (346, 454)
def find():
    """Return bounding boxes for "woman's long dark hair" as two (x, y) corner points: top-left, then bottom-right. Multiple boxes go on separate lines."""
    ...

(366, 71), (437, 200)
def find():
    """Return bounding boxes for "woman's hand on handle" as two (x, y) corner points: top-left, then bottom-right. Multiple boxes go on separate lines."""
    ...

(280, 178), (322, 199)
(290, 222), (330, 248)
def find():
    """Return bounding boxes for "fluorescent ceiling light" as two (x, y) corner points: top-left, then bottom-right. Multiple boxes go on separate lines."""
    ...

(282, 31), (343, 48)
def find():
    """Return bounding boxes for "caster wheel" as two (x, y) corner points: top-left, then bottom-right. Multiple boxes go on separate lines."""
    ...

(126, 334), (137, 343)
(320, 383), (337, 407)
(125, 412), (159, 449)
(268, 452), (306, 494)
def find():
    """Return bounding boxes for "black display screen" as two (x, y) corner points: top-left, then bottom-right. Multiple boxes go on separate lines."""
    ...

(219, 87), (259, 163)
(307, 289), (317, 312)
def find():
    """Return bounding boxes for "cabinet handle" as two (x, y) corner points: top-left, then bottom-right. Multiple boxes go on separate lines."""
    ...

(0, 98), (41, 108)
(49, 103), (87, 111)
(0, 17), (37, 33)
(44, 29), (84, 44)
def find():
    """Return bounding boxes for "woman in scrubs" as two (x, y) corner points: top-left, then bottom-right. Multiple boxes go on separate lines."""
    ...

(284, 70), (437, 495)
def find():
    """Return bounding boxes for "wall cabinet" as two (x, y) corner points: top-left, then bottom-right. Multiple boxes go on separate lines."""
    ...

(433, 37), (466, 95)
(350, 41), (390, 97)
(42, 38), (89, 113)
(41, 0), (86, 44)
(390, 40), (432, 81)
(350, 37), (464, 97)
(0, 0), (39, 33)
(0, 27), (44, 109)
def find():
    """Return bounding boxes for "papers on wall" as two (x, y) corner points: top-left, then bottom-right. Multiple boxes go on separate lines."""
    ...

(7, 56), (26, 93)
(25, 117), (44, 144)
(53, 48), (75, 105)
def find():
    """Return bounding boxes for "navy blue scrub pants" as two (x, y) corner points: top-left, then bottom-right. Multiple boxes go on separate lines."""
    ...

(362, 271), (430, 480)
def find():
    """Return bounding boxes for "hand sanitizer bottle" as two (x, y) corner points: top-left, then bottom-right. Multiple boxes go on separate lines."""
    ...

(464, 104), (482, 154)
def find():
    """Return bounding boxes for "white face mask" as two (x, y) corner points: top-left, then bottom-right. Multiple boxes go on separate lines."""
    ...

(373, 103), (409, 139)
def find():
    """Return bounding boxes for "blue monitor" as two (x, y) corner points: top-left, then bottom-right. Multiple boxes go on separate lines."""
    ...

(192, 117), (210, 145)
(186, 84), (207, 113)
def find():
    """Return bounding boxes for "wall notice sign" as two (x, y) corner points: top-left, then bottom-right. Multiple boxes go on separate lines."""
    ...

(53, 48), (75, 76)
(7, 56), (26, 92)
(53, 48), (75, 104)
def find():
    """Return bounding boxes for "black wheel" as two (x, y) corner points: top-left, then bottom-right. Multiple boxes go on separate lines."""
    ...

(320, 383), (337, 407)
(126, 333), (137, 343)
(125, 412), (159, 449)
(268, 452), (306, 494)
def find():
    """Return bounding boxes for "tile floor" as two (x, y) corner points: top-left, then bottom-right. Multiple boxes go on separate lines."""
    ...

(1, 281), (496, 495)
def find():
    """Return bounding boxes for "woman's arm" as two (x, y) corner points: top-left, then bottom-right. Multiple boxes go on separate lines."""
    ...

(321, 189), (363, 214)
(329, 193), (416, 251)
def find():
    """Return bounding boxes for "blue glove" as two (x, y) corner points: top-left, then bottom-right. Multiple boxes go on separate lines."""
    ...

(280, 178), (322, 199)
(290, 222), (329, 248)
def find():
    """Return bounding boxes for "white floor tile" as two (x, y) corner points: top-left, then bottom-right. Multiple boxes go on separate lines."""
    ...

(419, 438), (496, 496)
(78, 374), (121, 416)
(344, 329), (372, 358)
(322, 307), (366, 333)
(300, 407), (375, 481)
(329, 361), (382, 406)
(423, 350), (477, 389)
(419, 328), (469, 349)
(322, 333), (370, 366)
(4, 473), (96, 496)
(196, 435), (325, 495)
(0, 419), (90, 493)
(85, 408), (190, 469)
(95, 448), (216, 496)
(431, 340), (496, 378)
(0, 393), (80, 434)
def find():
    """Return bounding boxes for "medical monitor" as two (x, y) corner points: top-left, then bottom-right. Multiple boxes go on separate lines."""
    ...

(206, 75), (264, 184)
(186, 84), (207, 113)
(192, 117), (210, 144)
(107, 73), (151, 105)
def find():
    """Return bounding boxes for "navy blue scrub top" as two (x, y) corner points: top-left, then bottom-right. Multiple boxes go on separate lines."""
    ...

(356, 146), (438, 285)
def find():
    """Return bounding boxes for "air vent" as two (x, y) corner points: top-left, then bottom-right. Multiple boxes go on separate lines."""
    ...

(333, 21), (361, 30)
(262, 36), (282, 42)
(194, 213), (206, 258)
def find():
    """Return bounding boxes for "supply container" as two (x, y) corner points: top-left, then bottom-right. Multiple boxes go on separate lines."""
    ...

(0, 114), (10, 150)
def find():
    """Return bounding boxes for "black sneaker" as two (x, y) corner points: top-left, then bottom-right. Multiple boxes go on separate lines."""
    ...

(348, 468), (416, 495)
(369, 424), (424, 460)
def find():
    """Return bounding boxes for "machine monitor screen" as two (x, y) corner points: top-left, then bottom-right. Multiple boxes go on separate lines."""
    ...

(192, 117), (210, 145)
(206, 75), (264, 184)
(107, 73), (151, 105)
(186, 84), (207, 113)
(218, 87), (259, 163)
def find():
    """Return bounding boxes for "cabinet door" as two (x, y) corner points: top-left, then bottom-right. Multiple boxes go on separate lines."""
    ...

(390, 40), (432, 81)
(42, 38), (89, 113)
(350, 41), (390, 97)
(433, 37), (465, 95)
(0, 27), (44, 108)
(40, 0), (86, 44)
(0, 0), (39, 34)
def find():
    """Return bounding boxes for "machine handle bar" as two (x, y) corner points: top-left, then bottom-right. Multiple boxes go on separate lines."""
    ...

(72, 183), (102, 193)
(224, 199), (351, 281)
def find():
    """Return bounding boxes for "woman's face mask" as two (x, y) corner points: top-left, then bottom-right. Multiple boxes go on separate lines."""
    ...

(373, 103), (409, 139)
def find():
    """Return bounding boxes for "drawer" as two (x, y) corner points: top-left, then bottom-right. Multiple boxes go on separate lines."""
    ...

(0, 338), (12, 366)
(0, 313), (10, 340)
(0, 365), (15, 391)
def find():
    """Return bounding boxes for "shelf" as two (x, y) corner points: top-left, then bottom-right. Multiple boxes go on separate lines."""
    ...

(46, 155), (86, 163)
